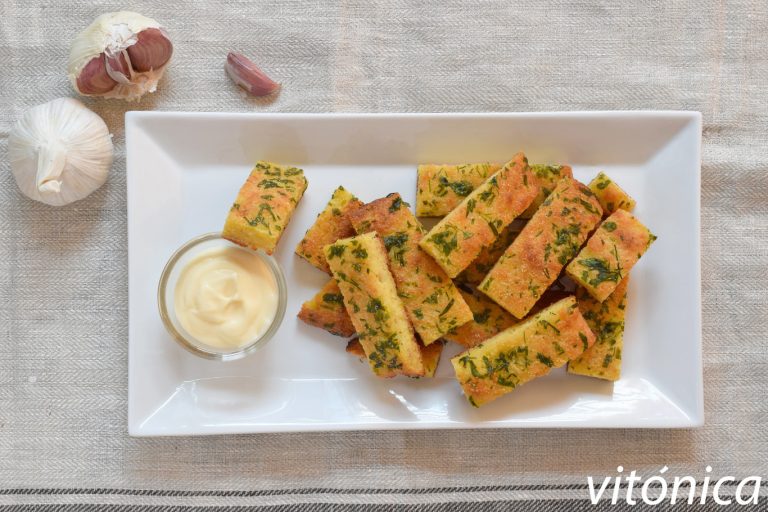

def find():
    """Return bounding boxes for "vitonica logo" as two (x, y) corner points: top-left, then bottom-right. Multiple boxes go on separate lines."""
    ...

(588, 466), (762, 506)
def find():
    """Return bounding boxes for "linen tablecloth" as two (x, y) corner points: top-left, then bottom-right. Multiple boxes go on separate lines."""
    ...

(1, 0), (766, 510)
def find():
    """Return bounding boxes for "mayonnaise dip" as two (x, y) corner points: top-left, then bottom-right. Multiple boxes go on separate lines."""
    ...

(173, 246), (278, 350)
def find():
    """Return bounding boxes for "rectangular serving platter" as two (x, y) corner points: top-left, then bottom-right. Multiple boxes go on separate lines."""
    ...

(126, 111), (702, 436)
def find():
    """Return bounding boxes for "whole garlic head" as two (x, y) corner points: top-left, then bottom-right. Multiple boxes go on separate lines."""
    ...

(68, 11), (173, 101)
(8, 98), (114, 206)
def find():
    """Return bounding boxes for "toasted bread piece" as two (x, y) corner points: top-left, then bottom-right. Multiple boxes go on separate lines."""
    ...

(296, 186), (363, 273)
(588, 172), (636, 215)
(420, 153), (536, 278)
(520, 164), (574, 218)
(325, 232), (424, 377)
(298, 279), (356, 337)
(566, 210), (655, 301)
(443, 287), (518, 348)
(451, 296), (596, 407)
(568, 277), (629, 381)
(346, 338), (366, 358)
(479, 178), (603, 318)
(416, 163), (502, 217)
(348, 193), (472, 345)
(347, 337), (444, 378)
(223, 161), (308, 254)
(457, 222), (523, 286)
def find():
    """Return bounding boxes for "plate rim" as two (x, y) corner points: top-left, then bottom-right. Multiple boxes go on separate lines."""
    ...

(125, 110), (703, 436)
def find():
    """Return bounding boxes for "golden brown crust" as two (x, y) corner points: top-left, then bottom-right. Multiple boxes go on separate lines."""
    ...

(565, 209), (655, 301)
(295, 186), (363, 274)
(451, 296), (596, 407)
(346, 338), (366, 358)
(298, 279), (356, 338)
(568, 277), (629, 381)
(325, 232), (425, 378)
(222, 161), (307, 254)
(419, 153), (537, 278)
(348, 193), (472, 345)
(416, 163), (502, 217)
(479, 178), (603, 318)
(419, 340), (444, 378)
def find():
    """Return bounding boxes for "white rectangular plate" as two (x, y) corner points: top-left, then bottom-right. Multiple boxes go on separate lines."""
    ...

(126, 112), (702, 436)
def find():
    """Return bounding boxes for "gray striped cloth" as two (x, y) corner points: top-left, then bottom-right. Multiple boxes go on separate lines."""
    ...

(1, 0), (766, 510)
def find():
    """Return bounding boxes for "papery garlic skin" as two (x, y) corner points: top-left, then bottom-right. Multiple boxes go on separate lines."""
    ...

(68, 11), (173, 101)
(9, 98), (113, 206)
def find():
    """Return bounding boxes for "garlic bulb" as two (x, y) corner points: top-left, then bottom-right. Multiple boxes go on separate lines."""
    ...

(68, 11), (173, 101)
(8, 98), (113, 206)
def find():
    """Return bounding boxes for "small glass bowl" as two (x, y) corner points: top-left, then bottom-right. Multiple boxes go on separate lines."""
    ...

(157, 232), (287, 361)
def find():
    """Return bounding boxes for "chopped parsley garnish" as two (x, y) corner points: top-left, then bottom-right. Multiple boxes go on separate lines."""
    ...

(368, 336), (401, 370)
(429, 229), (458, 257)
(389, 196), (404, 212)
(246, 203), (278, 232)
(538, 319), (560, 334)
(366, 298), (387, 322)
(322, 293), (344, 305)
(437, 176), (474, 197)
(578, 257), (622, 287)
(327, 244), (346, 259)
(579, 332), (589, 350)
(473, 309), (491, 324)
(438, 298), (455, 317)
(577, 197), (600, 215)
(536, 353), (554, 367)
(383, 233), (409, 266)
(486, 218), (502, 237)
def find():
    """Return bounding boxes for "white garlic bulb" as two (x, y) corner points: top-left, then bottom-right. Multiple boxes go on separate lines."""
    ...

(68, 11), (173, 101)
(8, 98), (114, 206)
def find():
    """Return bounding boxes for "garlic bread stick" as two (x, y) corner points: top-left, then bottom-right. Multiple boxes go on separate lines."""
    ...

(420, 153), (536, 278)
(223, 161), (308, 254)
(296, 186), (363, 273)
(298, 279), (356, 338)
(588, 171), (636, 215)
(348, 193), (472, 345)
(325, 232), (424, 377)
(451, 296), (596, 407)
(568, 277), (629, 381)
(566, 209), (656, 301)
(479, 177), (603, 318)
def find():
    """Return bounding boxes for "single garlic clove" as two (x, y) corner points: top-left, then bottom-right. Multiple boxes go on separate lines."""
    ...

(104, 50), (133, 84)
(126, 28), (173, 72)
(225, 52), (280, 97)
(76, 55), (118, 95)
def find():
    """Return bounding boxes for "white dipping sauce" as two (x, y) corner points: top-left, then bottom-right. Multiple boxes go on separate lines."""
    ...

(173, 246), (278, 350)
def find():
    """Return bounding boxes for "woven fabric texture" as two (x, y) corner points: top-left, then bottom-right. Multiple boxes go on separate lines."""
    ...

(1, 0), (767, 506)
